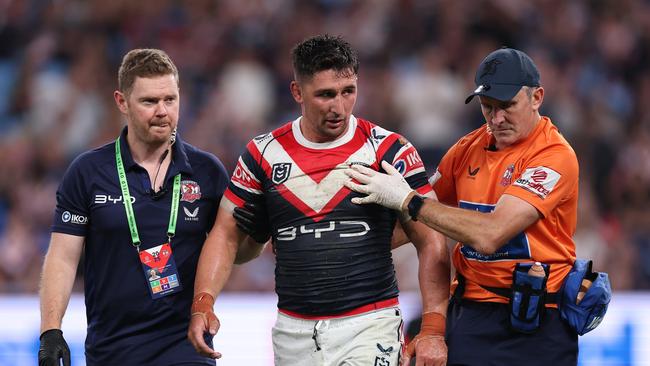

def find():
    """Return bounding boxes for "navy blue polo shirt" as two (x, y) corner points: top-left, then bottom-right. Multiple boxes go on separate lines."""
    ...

(52, 127), (227, 366)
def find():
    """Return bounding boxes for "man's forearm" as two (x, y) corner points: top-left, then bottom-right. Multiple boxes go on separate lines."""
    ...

(40, 258), (76, 332)
(195, 199), (257, 296)
(408, 194), (540, 256)
(408, 198), (499, 255)
(194, 229), (239, 298)
(417, 230), (450, 314)
(39, 234), (83, 332)
(402, 220), (450, 314)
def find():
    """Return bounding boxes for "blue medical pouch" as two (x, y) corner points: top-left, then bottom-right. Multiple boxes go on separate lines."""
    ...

(509, 262), (549, 333)
(558, 259), (611, 335)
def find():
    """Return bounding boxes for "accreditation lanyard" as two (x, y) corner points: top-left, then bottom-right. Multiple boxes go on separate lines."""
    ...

(115, 137), (181, 251)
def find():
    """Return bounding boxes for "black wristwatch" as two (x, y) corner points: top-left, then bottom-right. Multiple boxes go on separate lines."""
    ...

(407, 194), (426, 221)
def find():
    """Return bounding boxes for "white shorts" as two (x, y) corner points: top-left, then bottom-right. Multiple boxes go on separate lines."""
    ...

(272, 306), (403, 366)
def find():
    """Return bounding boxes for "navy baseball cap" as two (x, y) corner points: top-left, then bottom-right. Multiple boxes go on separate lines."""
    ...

(465, 47), (540, 104)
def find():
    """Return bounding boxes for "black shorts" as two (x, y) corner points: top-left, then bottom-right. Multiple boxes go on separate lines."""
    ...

(446, 299), (578, 366)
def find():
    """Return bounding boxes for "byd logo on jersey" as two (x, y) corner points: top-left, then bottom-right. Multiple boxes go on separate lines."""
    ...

(61, 211), (88, 225)
(276, 220), (369, 241)
(513, 166), (561, 199)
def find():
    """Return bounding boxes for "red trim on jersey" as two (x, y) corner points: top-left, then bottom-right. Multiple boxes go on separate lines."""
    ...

(246, 139), (264, 166)
(251, 145), (273, 183)
(224, 189), (245, 207)
(279, 297), (399, 319)
(416, 185), (433, 195)
(272, 183), (351, 222)
(376, 133), (400, 162)
(275, 127), (366, 184)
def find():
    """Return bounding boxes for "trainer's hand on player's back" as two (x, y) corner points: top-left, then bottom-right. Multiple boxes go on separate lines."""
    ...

(187, 292), (222, 359)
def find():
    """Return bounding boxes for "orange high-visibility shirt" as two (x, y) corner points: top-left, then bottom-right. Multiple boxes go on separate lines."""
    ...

(432, 117), (578, 304)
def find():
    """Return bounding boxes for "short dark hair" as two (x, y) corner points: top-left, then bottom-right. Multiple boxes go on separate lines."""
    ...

(118, 48), (179, 94)
(291, 34), (359, 81)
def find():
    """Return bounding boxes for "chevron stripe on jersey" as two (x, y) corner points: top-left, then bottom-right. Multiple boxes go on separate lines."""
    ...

(225, 116), (431, 222)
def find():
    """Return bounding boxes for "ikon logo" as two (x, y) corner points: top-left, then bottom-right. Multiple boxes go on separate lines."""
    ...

(405, 151), (421, 166)
(62, 211), (88, 225)
(393, 160), (406, 174)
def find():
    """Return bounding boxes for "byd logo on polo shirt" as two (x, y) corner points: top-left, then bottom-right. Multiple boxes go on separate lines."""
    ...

(62, 211), (88, 225)
(94, 194), (136, 204)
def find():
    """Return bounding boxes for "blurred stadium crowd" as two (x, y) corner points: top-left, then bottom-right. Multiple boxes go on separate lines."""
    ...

(0, 0), (649, 294)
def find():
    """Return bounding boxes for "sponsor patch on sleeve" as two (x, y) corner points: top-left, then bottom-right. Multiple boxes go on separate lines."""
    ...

(61, 210), (88, 225)
(513, 166), (561, 199)
(393, 145), (425, 178)
(231, 157), (262, 194)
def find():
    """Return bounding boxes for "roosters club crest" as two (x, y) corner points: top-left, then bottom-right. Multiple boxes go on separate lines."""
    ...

(181, 180), (202, 203)
(500, 164), (515, 186)
(272, 163), (292, 185)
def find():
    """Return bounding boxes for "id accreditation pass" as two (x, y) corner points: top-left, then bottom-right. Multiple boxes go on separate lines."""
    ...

(115, 137), (183, 299)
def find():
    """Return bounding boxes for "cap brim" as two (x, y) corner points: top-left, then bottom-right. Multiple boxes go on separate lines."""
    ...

(464, 84), (522, 104)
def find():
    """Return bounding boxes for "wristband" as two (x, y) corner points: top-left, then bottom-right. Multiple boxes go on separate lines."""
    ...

(191, 292), (215, 315)
(419, 311), (446, 336)
(405, 311), (446, 357)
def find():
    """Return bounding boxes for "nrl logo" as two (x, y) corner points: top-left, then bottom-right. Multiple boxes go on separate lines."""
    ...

(272, 163), (292, 185)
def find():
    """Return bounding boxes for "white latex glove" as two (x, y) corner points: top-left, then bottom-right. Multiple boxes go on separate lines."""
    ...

(344, 160), (415, 211)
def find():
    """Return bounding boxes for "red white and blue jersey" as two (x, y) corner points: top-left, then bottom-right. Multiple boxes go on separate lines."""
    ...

(225, 115), (431, 315)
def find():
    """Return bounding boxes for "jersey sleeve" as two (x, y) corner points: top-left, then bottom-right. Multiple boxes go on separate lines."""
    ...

(376, 130), (432, 195)
(430, 142), (459, 206)
(51, 154), (92, 237)
(223, 136), (267, 207)
(504, 144), (579, 218)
